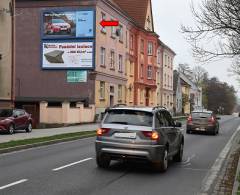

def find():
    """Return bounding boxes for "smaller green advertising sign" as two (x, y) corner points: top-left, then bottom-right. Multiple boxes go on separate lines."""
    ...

(67, 70), (87, 83)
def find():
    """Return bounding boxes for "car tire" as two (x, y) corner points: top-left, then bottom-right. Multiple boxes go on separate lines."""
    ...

(8, 124), (15, 135)
(186, 130), (191, 134)
(96, 155), (111, 169)
(25, 122), (32, 133)
(153, 149), (168, 172)
(173, 142), (184, 162)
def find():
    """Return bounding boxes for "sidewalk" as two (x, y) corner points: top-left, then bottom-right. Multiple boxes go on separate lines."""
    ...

(0, 123), (99, 144)
(212, 128), (240, 195)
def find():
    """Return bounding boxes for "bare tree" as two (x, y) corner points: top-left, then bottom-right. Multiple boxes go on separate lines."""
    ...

(192, 66), (208, 86)
(178, 63), (193, 79)
(181, 0), (240, 62)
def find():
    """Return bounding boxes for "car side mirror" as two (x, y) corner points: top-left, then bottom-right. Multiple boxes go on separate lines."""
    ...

(175, 121), (182, 127)
(13, 114), (18, 118)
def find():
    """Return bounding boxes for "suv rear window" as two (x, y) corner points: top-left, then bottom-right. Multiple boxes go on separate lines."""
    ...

(104, 109), (153, 127)
(192, 112), (211, 118)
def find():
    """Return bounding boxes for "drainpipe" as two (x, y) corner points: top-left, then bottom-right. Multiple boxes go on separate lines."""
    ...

(11, 0), (15, 108)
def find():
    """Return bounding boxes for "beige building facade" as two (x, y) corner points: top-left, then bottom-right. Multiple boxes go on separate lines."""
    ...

(161, 43), (175, 112)
(95, 0), (129, 116)
(0, 0), (14, 108)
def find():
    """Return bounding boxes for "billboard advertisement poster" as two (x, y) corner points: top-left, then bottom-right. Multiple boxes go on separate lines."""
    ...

(42, 41), (94, 69)
(67, 70), (87, 83)
(42, 10), (94, 38)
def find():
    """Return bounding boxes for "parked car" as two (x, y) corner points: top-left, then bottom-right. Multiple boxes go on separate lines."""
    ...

(186, 110), (220, 135)
(95, 106), (184, 172)
(0, 109), (33, 134)
(46, 19), (71, 34)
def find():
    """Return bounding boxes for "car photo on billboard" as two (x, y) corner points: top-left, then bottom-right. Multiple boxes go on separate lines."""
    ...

(42, 10), (94, 38)
(43, 11), (76, 37)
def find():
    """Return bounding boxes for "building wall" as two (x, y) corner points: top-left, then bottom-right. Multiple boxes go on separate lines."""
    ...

(0, 0), (13, 107)
(156, 45), (162, 106)
(162, 48), (174, 111)
(182, 85), (190, 114)
(15, 1), (95, 104)
(95, 1), (128, 114)
(133, 30), (158, 106)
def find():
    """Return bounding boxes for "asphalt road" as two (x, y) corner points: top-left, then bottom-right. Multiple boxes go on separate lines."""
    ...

(0, 115), (239, 195)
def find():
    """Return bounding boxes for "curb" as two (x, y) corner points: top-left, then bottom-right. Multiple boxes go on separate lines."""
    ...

(0, 133), (96, 154)
(232, 154), (240, 194)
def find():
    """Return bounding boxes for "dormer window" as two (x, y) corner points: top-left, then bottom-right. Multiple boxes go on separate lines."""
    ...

(147, 16), (151, 30)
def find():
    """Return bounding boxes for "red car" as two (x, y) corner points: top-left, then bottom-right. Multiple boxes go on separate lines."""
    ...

(46, 19), (71, 34)
(0, 109), (33, 134)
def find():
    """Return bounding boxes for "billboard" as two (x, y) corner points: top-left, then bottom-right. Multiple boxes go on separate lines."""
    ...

(42, 41), (94, 69)
(42, 10), (94, 38)
(67, 71), (87, 83)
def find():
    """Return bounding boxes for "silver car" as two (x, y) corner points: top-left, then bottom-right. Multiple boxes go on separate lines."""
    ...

(95, 106), (184, 172)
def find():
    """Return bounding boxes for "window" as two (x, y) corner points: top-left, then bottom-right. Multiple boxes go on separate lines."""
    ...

(118, 54), (123, 72)
(148, 42), (153, 55)
(147, 16), (151, 30)
(168, 56), (170, 68)
(130, 34), (133, 50)
(157, 48), (161, 64)
(104, 110), (153, 127)
(110, 50), (115, 69)
(130, 62), (133, 75)
(101, 12), (106, 33)
(0, 109), (13, 117)
(165, 55), (167, 66)
(119, 24), (123, 42)
(140, 39), (144, 53)
(164, 73), (167, 85)
(163, 111), (175, 126)
(110, 85), (114, 93)
(140, 64), (144, 78)
(147, 65), (152, 79)
(125, 31), (128, 48)
(100, 47), (106, 66)
(111, 19), (115, 38)
(167, 75), (169, 87)
(118, 85), (122, 101)
(100, 81), (105, 99)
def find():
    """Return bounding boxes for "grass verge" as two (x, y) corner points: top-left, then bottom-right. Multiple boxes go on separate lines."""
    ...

(0, 131), (96, 151)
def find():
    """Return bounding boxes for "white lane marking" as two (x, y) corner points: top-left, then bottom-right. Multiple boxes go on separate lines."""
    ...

(199, 125), (240, 194)
(0, 179), (28, 190)
(52, 157), (93, 171)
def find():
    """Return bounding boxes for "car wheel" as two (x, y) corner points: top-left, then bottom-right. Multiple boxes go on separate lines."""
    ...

(25, 122), (32, 133)
(96, 155), (111, 169)
(186, 129), (191, 134)
(8, 124), (15, 135)
(153, 149), (168, 172)
(173, 142), (184, 162)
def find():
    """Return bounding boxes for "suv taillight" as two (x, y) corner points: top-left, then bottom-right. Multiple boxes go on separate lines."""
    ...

(187, 116), (192, 124)
(208, 116), (215, 124)
(142, 131), (159, 140)
(97, 128), (110, 136)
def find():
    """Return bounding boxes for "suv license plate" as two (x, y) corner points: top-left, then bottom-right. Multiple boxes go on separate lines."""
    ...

(196, 127), (205, 131)
(114, 132), (136, 139)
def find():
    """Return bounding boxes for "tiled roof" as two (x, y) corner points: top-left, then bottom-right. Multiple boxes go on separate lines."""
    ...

(113, 0), (149, 28)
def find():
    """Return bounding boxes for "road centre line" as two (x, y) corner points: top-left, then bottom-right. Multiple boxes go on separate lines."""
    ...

(0, 179), (28, 190)
(52, 157), (93, 171)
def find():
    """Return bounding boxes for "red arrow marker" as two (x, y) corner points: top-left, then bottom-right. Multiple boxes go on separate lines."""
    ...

(100, 20), (119, 27)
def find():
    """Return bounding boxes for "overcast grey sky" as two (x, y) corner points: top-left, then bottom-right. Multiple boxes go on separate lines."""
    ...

(152, 0), (240, 96)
